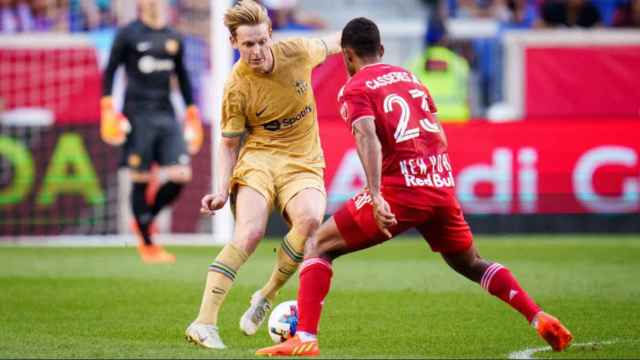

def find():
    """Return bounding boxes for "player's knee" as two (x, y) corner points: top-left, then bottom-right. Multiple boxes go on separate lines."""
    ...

(167, 166), (192, 183)
(234, 226), (266, 254)
(172, 173), (192, 183)
(291, 215), (321, 238)
(130, 171), (152, 183)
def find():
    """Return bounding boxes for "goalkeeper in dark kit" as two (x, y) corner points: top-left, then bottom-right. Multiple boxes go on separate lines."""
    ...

(101, 0), (203, 263)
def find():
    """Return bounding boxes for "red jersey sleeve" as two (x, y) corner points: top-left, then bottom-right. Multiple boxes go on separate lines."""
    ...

(341, 86), (375, 129)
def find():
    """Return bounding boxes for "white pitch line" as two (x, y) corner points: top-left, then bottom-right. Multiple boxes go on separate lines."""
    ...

(508, 339), (619, 359)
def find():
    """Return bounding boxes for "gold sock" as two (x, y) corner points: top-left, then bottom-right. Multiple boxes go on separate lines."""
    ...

(195, 243), (248, 325)
(259, 228), (306, 302)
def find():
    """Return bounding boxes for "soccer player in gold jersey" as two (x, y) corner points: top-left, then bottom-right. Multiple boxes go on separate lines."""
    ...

(185, 0), (341, 349)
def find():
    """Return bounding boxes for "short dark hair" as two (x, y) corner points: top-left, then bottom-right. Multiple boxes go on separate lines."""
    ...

(341, 17), (381, 58)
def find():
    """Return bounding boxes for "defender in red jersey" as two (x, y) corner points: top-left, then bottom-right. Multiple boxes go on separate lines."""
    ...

(334, 59), (470, 253)
(256, 17), (572, 357)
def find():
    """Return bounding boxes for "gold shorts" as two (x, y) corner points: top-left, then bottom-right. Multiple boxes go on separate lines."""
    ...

(230, 151), (326, 214)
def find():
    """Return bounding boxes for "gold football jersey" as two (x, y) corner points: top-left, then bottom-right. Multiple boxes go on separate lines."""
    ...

(221, 38), (328, 168)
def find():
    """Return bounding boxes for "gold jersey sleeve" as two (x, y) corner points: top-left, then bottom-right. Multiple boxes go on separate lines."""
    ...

(278, 37), (328, 68)
(221, 37), (328, 168)
(221, 81), (247, 138)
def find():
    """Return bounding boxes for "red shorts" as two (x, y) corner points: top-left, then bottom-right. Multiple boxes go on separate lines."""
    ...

(334, 188), (473, 254)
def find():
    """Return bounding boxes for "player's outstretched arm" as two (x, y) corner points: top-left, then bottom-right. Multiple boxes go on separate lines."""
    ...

(201, 136), (241, 215)
(352, 117), (397, 237)
(102, 30), (125, 99)
(352, 117), (382, 195)
(99, 29), (130, 146)
(173, 37), (204, 154)
(175, 37), (194, 107)
(320, 32), (342, 55)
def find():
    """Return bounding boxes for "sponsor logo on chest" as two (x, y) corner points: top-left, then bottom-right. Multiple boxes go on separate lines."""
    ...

(138, 55), (175, 74)
(262, 104), (313, 131)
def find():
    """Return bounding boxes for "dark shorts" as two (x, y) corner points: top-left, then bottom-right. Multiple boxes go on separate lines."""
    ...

(120, 109), (189, 171)
(334, 188), (473, 254)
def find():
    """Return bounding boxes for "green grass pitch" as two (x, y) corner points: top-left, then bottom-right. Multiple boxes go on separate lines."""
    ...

(1, 235), (639, 359)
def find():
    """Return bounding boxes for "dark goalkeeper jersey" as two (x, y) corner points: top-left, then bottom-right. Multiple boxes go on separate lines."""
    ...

(102, 20), (193, 112)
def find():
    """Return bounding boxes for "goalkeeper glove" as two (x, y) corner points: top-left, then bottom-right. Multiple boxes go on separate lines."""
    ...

(184, 105), (204, 155)
(100, 96), (130, 146)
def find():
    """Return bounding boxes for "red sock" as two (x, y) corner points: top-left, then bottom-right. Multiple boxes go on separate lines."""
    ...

(296, 258), (333, 335)
(482, 263), (541, 323)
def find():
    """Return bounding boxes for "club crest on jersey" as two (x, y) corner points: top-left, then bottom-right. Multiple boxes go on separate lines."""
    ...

(128, 154), (141, 168)
(340, 102), (348, 122)
(165, 39), (179, 55)
(294, 80), (308, 96)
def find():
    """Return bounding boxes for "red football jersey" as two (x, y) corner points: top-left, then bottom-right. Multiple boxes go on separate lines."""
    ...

(338, 63), (455, 204)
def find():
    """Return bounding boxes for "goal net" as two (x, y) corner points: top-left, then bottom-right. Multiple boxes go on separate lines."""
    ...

(0, 35), (119, 238)
(0, 0), (234, 244)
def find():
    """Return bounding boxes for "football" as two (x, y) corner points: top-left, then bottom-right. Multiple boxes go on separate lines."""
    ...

(268, 300), (298, 344)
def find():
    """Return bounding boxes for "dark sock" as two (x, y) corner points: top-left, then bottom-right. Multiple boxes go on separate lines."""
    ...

(131, 182), (153, 246)
(151, 181), (184, 216)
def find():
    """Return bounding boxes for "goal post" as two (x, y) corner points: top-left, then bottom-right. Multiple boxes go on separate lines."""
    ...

(209, 0), (235, 245)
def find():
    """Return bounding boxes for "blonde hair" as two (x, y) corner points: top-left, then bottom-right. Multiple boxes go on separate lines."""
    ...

(224, 0), (272, 38)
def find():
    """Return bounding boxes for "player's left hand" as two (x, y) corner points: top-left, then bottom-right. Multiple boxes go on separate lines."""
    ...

(200, 193), (228, 216)
(184, 105), (204, 155)
(372, 194), (397, 239)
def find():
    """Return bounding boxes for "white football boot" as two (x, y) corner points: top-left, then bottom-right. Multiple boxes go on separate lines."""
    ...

(185, 323), (226, 349)
(239, 290), (272, 335)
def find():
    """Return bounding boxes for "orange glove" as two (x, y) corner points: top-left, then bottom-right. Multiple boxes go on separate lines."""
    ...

(184, 105), (204, 155)
(100, 96), (130, 146)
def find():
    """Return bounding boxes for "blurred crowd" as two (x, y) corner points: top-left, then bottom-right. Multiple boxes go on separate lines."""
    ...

(408, 0), (640, 120)
(0, 0), (329, 33)
(2, 0), (638, 34)
(0, 0), (65, 32)
(439, 0), (640, 28)
(0, 0), (129, 33)
(2, 0), (638, 121)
